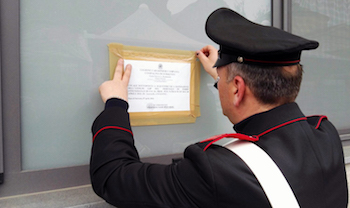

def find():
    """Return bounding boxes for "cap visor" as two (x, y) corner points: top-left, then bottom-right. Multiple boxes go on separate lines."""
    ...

(213, 57), (236, 68)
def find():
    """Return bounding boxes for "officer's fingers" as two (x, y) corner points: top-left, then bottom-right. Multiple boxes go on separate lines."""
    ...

(122, 64), (132, 86)
(206, 45), (218, 53)
(113, 58), (124, 81)
(201, 45), (218, 61)
(196, 50), (218, 80)
(196, 50), (210, 63)
(197, 50), (216, 68)
(199, 45), (216, 55)
(200, 45), (211, 55)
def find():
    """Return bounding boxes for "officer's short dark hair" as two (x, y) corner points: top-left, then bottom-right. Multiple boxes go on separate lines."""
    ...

(225, 63), (303, 105)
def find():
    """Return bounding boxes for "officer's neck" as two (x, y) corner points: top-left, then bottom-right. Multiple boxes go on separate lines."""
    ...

(228, 95), (280, 125)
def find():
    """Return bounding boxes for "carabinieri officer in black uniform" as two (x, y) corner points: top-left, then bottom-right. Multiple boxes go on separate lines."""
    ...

(90, 8), (348, 208)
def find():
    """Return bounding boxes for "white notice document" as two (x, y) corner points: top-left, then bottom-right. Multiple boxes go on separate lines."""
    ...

(124, 59), (191, 113)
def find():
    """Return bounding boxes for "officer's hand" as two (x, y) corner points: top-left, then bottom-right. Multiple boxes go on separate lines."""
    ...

(99, 59), (132, 103)
(196, 45), (218, 80)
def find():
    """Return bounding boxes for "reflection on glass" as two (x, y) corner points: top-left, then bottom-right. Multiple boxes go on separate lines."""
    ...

(20, 0), (271, 170)
(292, 0), (350, 130)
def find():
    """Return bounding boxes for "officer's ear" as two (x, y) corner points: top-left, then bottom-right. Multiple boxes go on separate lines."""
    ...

(232, 75), (246, 107)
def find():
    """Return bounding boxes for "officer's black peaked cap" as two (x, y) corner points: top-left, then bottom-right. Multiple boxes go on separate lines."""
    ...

(206, 8), (319, 67)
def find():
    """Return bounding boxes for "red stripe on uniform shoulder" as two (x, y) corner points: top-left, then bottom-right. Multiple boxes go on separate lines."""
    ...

(307, 115), (328, 129)
(315, 116), (328, 129)
(201, 133), (258, 151)
(93, 126), (133, 142)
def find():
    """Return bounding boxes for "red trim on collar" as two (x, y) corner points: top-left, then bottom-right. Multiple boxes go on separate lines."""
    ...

(256, 117), (307, 138)
(93, 126), (133, 142)
(201, 117), (307, 151)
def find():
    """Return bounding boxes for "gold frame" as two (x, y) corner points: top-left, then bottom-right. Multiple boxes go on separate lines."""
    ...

(108, 43), (201, 126)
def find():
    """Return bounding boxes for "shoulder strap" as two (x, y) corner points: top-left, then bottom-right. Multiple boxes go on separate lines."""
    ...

(225, 140), (300, 208)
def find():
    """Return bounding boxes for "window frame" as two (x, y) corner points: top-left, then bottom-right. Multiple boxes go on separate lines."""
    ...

(0, 1), (181, 196)
(0, 0), (91, 196)
(0, 0), (3, 185)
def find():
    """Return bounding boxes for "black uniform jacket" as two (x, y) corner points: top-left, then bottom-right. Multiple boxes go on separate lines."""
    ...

(90, 99), (348, 208)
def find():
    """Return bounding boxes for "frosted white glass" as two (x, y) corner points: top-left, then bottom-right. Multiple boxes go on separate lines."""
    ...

(20, 0), (271, 170)
(292, 1), (350, 130)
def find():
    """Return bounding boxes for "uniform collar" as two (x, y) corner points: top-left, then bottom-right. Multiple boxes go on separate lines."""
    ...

(233, 102), (305, 136)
